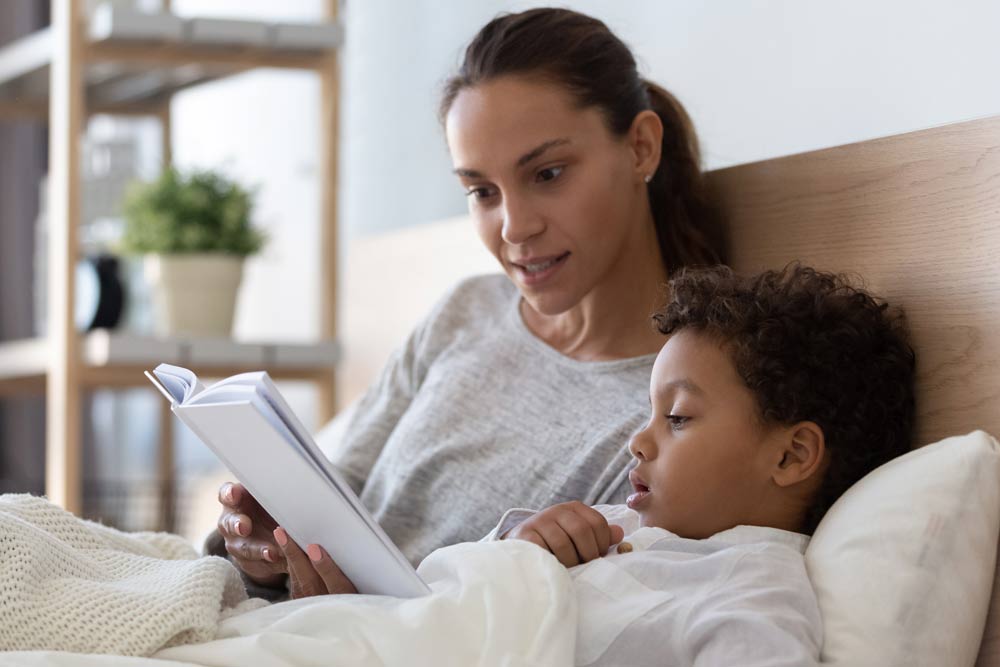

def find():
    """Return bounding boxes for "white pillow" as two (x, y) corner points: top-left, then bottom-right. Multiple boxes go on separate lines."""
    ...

(806, 431), (1000, 667)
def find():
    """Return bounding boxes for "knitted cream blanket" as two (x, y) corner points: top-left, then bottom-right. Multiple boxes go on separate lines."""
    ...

(0, 494), (263, 656)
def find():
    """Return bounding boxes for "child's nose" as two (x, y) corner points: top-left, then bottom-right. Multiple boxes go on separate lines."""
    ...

(628, 430), (655, 461)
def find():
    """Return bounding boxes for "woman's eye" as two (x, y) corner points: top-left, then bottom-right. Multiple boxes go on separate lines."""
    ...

(465, 186), (496, 201)
(666, 415), (689, 431)
(535, 166), (564, 183)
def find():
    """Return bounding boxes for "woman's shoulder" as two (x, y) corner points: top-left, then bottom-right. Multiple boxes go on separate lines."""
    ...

(405, 273), (515, 356)
(428, 273), (516, 324)
(445, 272), (515, 305)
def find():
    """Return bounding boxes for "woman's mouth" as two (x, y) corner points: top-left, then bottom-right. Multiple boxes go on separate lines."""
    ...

(626, 469), (651, 509)
(510, 252), (570, 286)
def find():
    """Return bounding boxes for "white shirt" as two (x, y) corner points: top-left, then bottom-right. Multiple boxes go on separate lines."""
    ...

(486, 504), (822, 667)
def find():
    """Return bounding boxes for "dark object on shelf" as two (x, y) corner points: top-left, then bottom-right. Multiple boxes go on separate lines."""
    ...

(77, 254), (125, 331)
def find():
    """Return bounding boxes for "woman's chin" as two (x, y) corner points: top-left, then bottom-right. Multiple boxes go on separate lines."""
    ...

(518, 288), (580, 318)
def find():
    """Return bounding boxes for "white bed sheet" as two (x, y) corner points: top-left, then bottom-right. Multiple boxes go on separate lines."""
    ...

(0, 540), (576, 667)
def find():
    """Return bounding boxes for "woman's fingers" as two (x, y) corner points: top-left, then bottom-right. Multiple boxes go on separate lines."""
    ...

(305, 545), (358, 595)
(218, 510), (251, 538)
(275, 527), (356, 598)
(225, 535), (281, 565)
(218, 482), (277, 532)
(276, 527), (322, 598)
(218, 481), (245, 509)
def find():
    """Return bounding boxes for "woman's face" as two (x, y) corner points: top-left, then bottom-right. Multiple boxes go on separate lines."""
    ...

(445, 75), (655, 316)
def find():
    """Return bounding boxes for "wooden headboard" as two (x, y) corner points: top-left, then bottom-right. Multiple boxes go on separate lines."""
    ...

(705, 114), (1000, 447)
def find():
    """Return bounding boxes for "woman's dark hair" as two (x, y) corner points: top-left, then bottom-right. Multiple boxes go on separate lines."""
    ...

(439, 7), (723, 272)
(654, 264), (917, 534)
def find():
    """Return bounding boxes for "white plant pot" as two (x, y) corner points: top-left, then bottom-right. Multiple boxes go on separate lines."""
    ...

(144, 254), (245, 337)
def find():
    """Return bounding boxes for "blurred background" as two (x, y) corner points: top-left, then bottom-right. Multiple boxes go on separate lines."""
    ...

(1, 0), (998, 545)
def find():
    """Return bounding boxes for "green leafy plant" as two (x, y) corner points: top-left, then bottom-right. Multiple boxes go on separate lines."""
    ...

(121, 168), (265, 256)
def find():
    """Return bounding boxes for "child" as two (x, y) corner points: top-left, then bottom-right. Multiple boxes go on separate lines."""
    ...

(486, 263), (916, 665)
(278, 263), (916, 666)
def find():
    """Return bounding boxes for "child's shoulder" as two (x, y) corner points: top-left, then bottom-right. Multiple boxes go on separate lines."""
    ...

(707, 525), (810, 555)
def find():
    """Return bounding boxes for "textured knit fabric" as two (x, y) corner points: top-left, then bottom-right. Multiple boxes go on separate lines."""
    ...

(0, 495), (263, 656)
(323, 273), (656, 565)
(486, 504), (823, 667)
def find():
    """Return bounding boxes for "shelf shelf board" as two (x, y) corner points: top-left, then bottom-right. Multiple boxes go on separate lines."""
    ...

(0, 15), (339, 116)
(0, 332), (340, 387)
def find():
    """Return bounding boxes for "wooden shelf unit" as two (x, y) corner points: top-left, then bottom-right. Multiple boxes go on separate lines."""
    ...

(0, 0), (342, 521)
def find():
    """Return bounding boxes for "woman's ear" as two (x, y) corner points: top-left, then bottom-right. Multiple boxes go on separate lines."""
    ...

(772, 421), (826, 488)
(628, 109), (663, 183)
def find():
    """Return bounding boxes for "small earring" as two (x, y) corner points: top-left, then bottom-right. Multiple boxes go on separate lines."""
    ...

(644, 173), (653, 184)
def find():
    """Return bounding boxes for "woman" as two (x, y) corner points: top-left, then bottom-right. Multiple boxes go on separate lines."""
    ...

(214, 7), (722, 596)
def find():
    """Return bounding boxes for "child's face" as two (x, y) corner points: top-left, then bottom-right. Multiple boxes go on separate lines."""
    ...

(627, 330), (785, 538)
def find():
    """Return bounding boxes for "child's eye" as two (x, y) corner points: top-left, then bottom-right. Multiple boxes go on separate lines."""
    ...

(535, 166), (564, 183)
(666, 415), (689, 431)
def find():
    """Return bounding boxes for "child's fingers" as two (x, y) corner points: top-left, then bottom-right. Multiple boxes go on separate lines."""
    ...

(533, 521), (580, 567)
(573, 504), (617, 555)
(608, 524), (625, 545)
(555, 511), (600, 563)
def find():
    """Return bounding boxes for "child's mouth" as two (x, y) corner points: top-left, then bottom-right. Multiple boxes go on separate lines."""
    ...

(627, 470), (651, 509)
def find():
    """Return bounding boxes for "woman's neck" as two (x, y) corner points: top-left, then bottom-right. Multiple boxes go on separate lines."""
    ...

(521, 230), (670, 361)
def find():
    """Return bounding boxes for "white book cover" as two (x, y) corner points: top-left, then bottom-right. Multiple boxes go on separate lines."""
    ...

(147, 363), (429, 598)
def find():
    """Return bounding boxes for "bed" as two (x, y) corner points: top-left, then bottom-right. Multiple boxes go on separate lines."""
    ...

(2, 114), (998, 666)
(707, 112), (1000, 665)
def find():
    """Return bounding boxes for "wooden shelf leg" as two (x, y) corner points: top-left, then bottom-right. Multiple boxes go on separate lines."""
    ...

(315, 371), (336, 426)
(157, 397), (175, 533)
(45, 0), (85, 515)
(320, 0), (341, 417)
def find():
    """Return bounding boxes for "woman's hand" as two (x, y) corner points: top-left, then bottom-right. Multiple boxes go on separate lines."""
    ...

(274, 527), (359, 598)
(217, 481), (286, 587)
(504, 501), (625, 568)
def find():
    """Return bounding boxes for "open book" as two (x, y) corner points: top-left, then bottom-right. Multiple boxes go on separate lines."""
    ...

(146, 363), (430, 598)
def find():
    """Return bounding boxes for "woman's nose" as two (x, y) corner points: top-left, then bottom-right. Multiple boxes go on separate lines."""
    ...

(500, 197), (544, 244)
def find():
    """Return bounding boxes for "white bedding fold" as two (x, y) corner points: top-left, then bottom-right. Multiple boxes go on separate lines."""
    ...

(0, 494), (259, 656)
(0, 494), (577, 667)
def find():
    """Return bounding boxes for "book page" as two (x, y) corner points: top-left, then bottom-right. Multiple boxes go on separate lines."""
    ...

(152, 363), (204, 403)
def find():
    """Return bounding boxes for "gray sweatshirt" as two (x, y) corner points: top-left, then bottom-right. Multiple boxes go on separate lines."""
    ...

(324, 274), (657, 564)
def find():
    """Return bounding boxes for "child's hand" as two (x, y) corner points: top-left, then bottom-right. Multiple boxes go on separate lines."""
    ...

(503, 501), (625, 568)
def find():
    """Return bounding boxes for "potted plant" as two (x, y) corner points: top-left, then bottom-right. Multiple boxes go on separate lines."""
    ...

(121, 168), (265, 337)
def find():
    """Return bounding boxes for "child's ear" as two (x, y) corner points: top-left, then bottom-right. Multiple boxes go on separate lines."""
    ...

(772, 422), (826, 488)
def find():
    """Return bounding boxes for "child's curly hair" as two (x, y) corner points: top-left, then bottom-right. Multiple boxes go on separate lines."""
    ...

(653, 263), (916, 533)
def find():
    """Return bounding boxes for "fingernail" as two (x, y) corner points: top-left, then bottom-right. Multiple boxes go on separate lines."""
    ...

(262, 547), (274, 563)
(224, 484), (234, 503)
(234, 519), (244, 536)
(273, 527), (287, 547)
(307, 544), (322, 563)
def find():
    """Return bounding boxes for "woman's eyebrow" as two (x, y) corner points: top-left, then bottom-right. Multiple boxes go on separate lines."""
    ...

(452, 138), (572, 179)
(515, 138), (571, 167)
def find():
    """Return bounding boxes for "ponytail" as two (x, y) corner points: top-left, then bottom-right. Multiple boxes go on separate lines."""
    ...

(644, 81), (724, 270)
